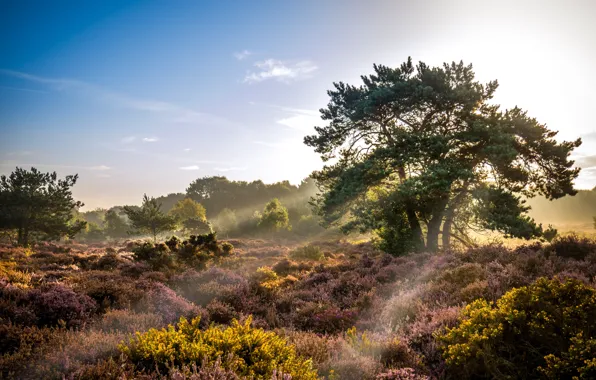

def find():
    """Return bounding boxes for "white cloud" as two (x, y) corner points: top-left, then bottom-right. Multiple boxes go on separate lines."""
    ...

(214, 166), (246, 172)
(89, 165), (111, 171)
(179, 165), (200, 171)
(183, 148), (191, 152)
(0, 163), (111, 171)
(244, 59), (318, 83)
(277, 113), (319, 132)
(142, 137), (159, 142)
(234, 50), (252, 60)
(576, 155), (596, 169)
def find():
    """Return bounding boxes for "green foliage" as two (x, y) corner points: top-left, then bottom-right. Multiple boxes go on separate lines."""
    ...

(305, 58), (581, 252)
(81, 222), (106, 242)
(182, 217), (213, 236)
(0, 167), (87, 246)
(258, 198), (291, 232)
(186, 176), (313, 218)
(104, 209), (129, 239)
(131, 242), (176, 270)
(120, 315), (318, 379)
(439, 277), (596, 379)
(542, 225), (558, 243)
(123, 194), (177, 242)
(289, 245), (325, 261)
(169, 198), (207, 222)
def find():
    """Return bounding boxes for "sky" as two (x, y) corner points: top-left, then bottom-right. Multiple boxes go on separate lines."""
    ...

(1, 0), (595, 210)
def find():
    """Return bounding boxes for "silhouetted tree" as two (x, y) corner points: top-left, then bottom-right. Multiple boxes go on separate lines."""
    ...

(123, 194), (176, 242)
(0, 167), (86, 246)
(305, 58), (581, 253)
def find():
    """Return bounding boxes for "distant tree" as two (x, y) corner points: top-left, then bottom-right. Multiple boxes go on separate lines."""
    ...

(104, 209), (129, 239)
(80, 208), (106, 226)
(258, 198), (291, 232)
(305, 58), (581, 253)
(154, 192), (186, 213)
(182, 217), (213, 235)
(0, 167), (87, 246)
(123, 194), (177, 242)
(169, 198), (207, 222)
(186, 176), (298, 217)
(82, 222), (106, 242)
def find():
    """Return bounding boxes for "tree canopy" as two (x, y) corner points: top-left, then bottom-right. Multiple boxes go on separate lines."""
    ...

(305, 58), (581, 253)
(0, 167), (87, 246)
(258, 198), (291, 232)
(123, 194), (177, 242)
(169, 198), (207, 222)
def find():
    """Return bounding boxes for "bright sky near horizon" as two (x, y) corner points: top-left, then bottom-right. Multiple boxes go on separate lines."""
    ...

(1, 0), (595, 210)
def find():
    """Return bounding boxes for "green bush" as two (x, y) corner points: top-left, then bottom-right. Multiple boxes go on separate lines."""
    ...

(121, 315), (318, 379)
(289, 245), (324, 261)
(439, 277), (596, 379)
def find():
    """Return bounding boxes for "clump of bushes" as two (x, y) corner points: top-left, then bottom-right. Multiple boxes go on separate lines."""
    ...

(439, 277), (596, 379)
(130, 233), (235, 270)
(290, 245), (325, 261)
(121, 315), (318, 379)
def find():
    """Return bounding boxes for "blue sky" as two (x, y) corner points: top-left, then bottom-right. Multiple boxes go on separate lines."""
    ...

(1, 0), (596, 209)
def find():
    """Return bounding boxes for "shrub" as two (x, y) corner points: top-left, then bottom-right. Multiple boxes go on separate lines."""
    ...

(290, 245), (325, 261)
(548, 234), (596, 260)
(72, 271), (145, 312)
(96, 309), (164, 333)
(136, 282), (202, 325)
(171, 268), (249, 307)
(92, 252), (125, 270)
(439, 277), (596, 379)
(132, 242), (176, 270)
(29, 283), (97, 328)
(375, 368), (429, 380)
(121, 316), (318, 379)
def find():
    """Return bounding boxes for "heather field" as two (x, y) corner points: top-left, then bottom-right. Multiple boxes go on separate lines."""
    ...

(2, 235), (596, 379)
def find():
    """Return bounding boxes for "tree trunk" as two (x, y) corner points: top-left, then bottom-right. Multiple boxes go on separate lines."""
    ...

(397, 166), (424, 250)
(441, 182), (470, 250)
(426, 198), (449, 252)
(17, 227), (24, 246)
(18, 227), (29, 247)
(442, 211), (454, 250)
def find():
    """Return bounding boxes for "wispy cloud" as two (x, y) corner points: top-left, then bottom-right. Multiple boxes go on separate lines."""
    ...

(234, 50), (252, 60)
(214, 166), (247, 172)
(244, 59), (318, 83)
(142, 137), (159, 142)
(183, 148), (191, 152)
(576, 155), (596, 169)
(179, 165), (200, 171)
(0, 85), (48, 94)
(0, 69), (238, 127)
(5, 151), (33, 157)
(253, 140), (286, 148)
(121, 136), (136, 144)
(89, 165), (111, 171)
(0, 162), (111, 171)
